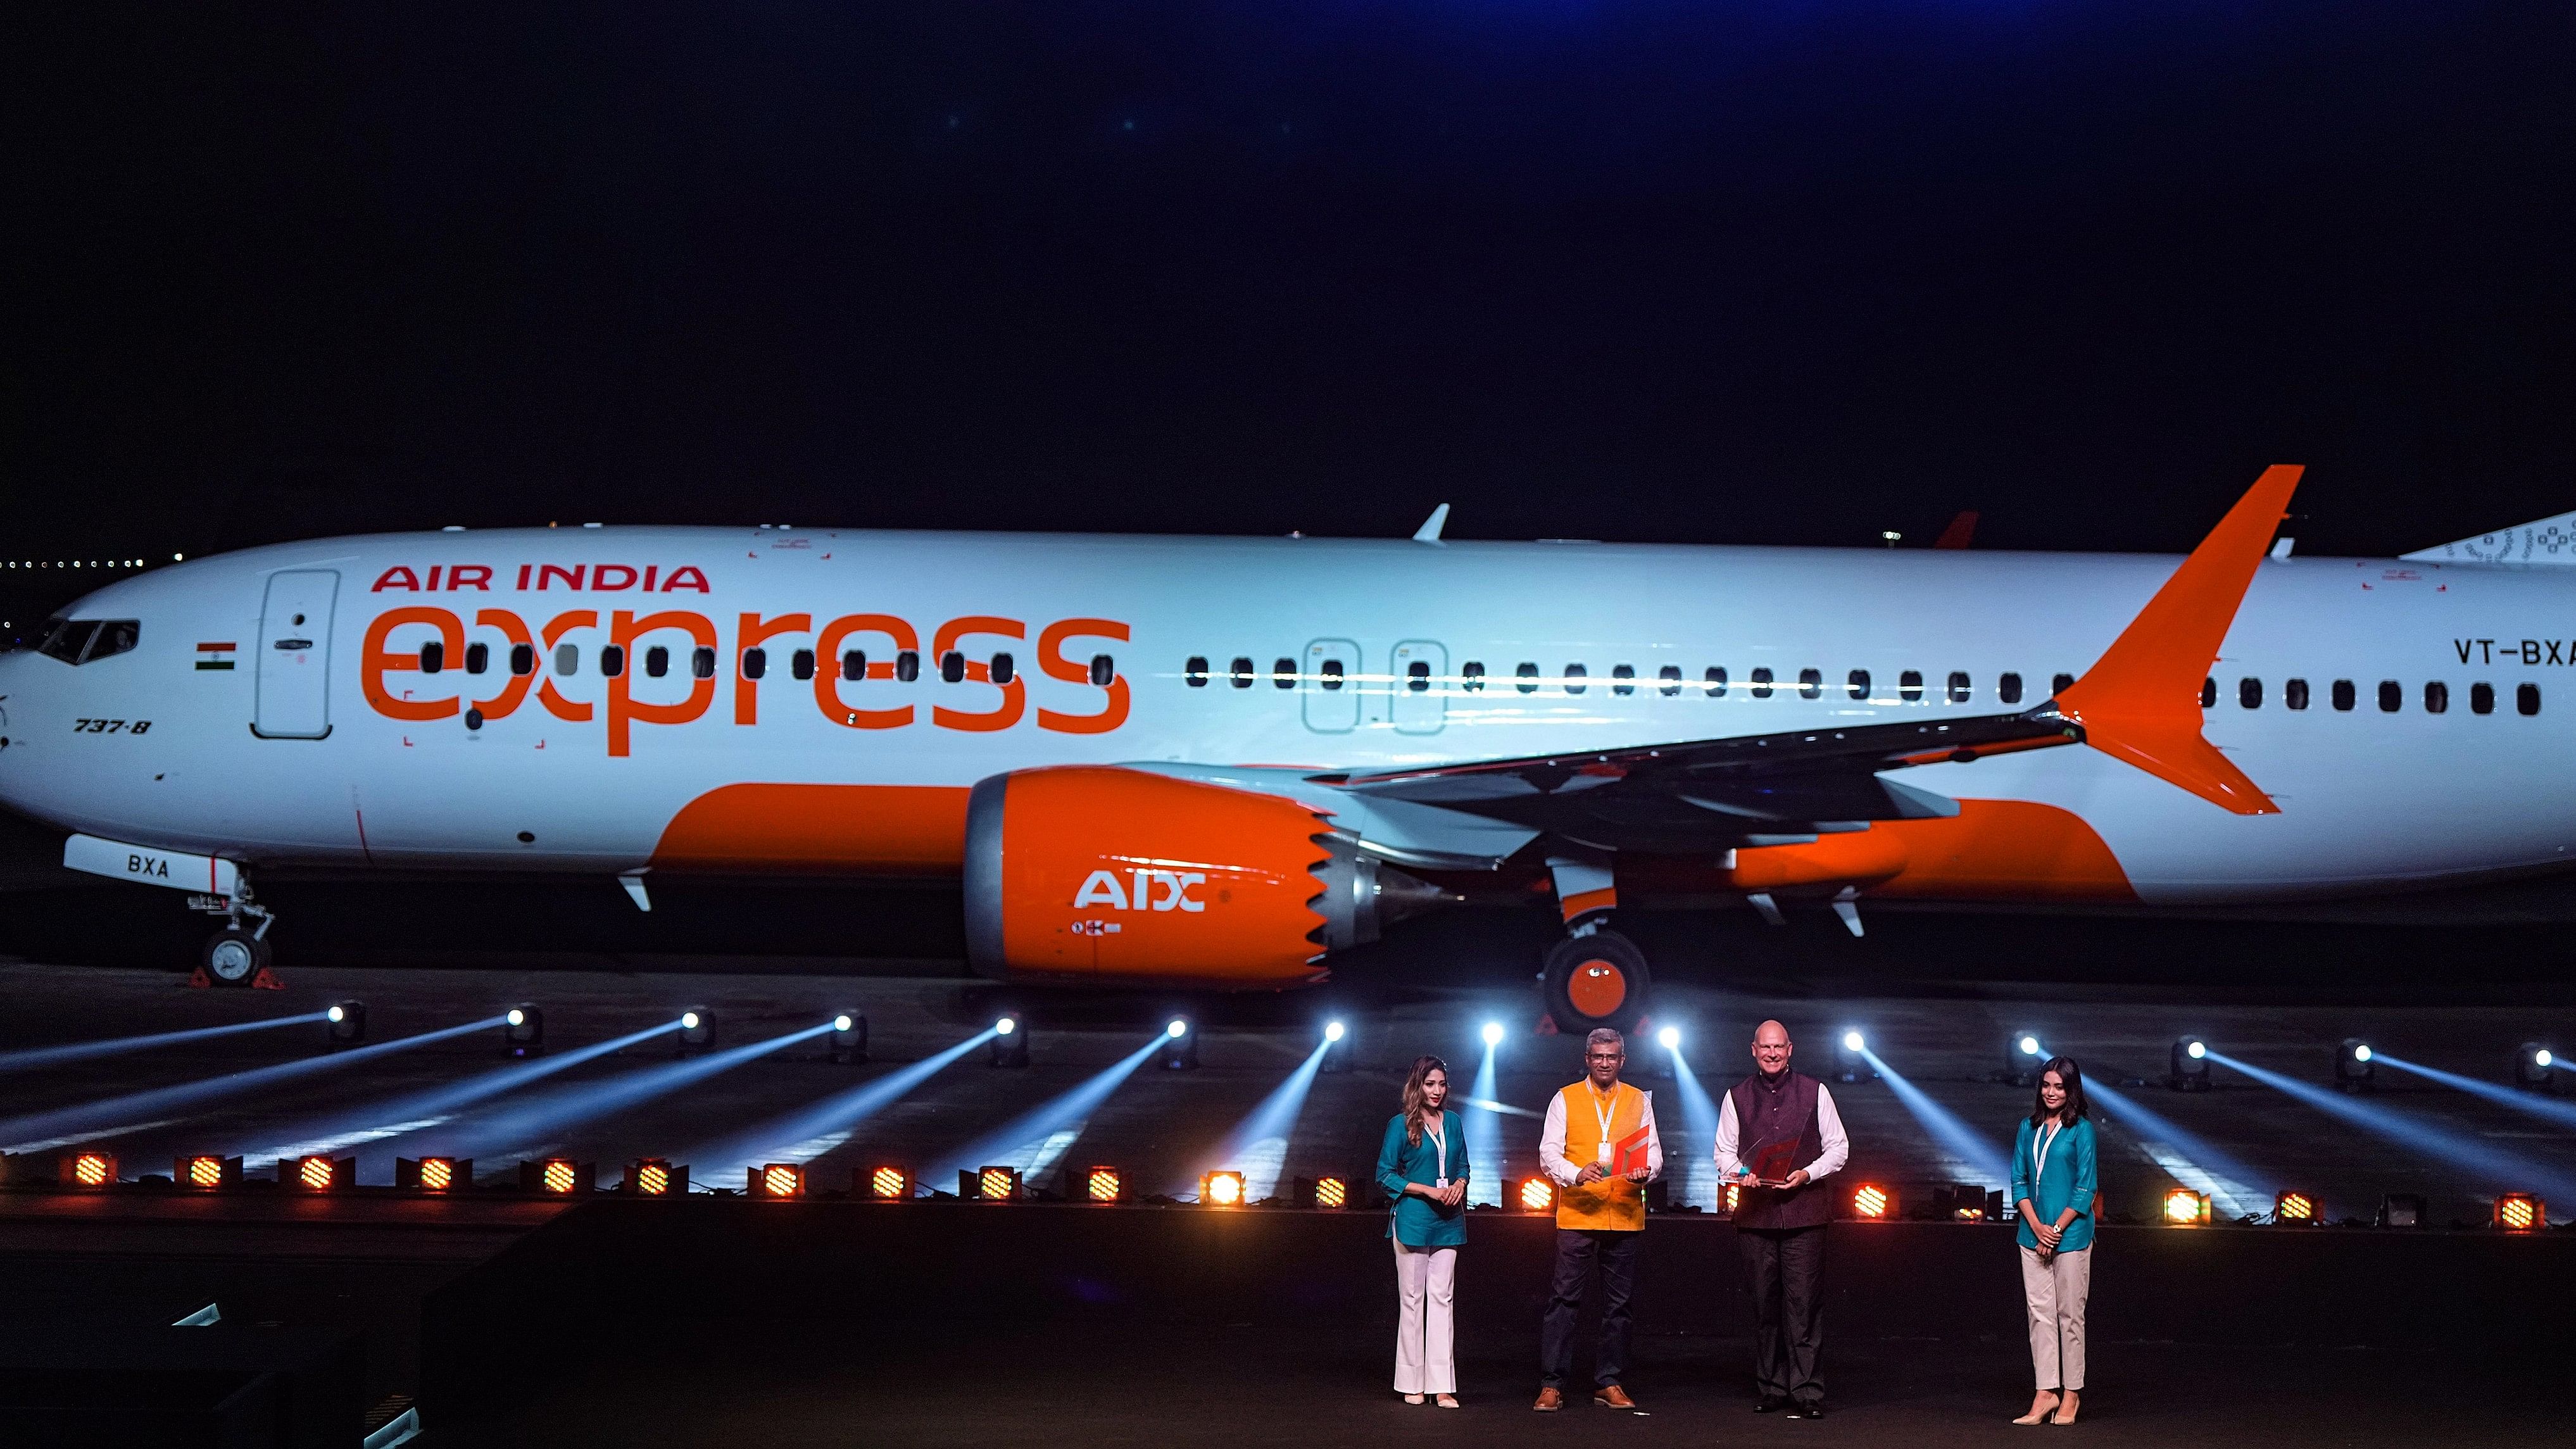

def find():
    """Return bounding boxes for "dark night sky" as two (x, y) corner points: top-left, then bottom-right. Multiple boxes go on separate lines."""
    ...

(6, 1), (2571, 567)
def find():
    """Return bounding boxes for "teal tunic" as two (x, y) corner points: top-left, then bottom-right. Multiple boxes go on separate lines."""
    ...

(1376, 1110), (1469, 1248)
(2011, 1115), (2099, 1253)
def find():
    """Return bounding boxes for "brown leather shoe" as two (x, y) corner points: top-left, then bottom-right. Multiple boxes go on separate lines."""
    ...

(1534, 1387), (1565, 1412)
(1594, 1384), (1639, 1410)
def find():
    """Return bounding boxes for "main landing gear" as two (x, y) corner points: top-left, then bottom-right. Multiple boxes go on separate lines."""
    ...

(188, 879), (274, 988)
(1541, 854), (1652, 1036)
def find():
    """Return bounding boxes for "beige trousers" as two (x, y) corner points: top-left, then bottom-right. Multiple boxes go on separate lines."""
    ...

(1392, 1239), (1458, 1393)
(2019, 1245), (2090, 1391)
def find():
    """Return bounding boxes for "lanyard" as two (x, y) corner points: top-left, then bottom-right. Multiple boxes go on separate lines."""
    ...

(1426, 1117), (1448, 1183)
(2033, 1120), (2061, 1180)
(1590, 1086), (1619, 1164)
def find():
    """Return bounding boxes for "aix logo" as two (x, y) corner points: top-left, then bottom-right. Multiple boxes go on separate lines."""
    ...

(1073, 869), (1208, 913)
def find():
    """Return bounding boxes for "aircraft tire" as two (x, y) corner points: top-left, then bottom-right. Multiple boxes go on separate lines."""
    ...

(201, 927), (269, 987)
(1542, 930), (1652, 1038)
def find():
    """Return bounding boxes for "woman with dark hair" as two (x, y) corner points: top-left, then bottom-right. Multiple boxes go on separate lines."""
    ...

(1376, 1053), (1469, 1407)
(2010, 1055), (2097, 1425)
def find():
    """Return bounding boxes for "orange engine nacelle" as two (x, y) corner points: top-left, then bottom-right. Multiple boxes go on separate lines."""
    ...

(962, 767), (1444, 987)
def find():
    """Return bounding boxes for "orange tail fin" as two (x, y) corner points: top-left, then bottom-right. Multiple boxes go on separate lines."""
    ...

(2052, 466), (2301, 815)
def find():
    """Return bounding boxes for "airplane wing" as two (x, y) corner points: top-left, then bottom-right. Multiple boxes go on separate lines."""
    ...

(1326, 465), (2301, 855)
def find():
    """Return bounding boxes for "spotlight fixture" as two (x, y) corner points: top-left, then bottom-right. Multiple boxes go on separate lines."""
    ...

(1481, 1020), (1505, 1048)
(625, 1158), (687, 1196)
(2004, 1032), (2045, 1086)
(2515, 1043), (2554, 1091)
(176, 1155), (242, 1191)
(1722, 1182), (1743, 1216)
(990, 1013), (1029, 1068)
(1849, 1183), (1894, 1220)
(863, 1165), (912, 1201)
(2168, 1038), (2211, 1092)
(325, 1000), (368, 1046)
(2335, 1038), (2375, 1091)
(1320, 1019), (1352, 1073)
(2377, 1193), (2426, 1229)
(2273, 1189), (2320, 1225)
(289, 1155), (355, 1193)
(748, 1163), (805, 1200)
(521, 1158), (595, 1196)
(397, 1157), (472, 1193)
(1656, 1025), (1681, 1051)
(830, 1011), (868, 1064)
(1517, 1176), (1557, 1214)
(1294, 1175), (1349, 1210)
(970, 1165), (1022, 1202)
(1200, 1170), (1247, 1207)
(1159, 1017), (1199, 1070)
(2162, 1188), (2211, 1226)
(1083, 1165), (1126, 1203)
(1833, 1029), (1870, 1083)
(2494, 1193), (2544, 1233)
(678, 1009), (713, 1054)
(1938, 1184), (1992, 1222)
(502, 1007), (544, 1057)
(61, 1150), (117, 1189)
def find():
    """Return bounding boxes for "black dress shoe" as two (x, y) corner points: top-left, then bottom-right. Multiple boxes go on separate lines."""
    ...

(1755, 1395), (1790, 1414)
(1787, 1399), (1827, 1419)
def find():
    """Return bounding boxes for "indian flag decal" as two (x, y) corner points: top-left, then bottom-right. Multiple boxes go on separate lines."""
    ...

(195, 642), (236, 672)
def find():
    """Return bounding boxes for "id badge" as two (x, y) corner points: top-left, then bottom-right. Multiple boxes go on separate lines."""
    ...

(1596, 1141), (1613, 1165)
(1435, 1177), (1449, 1191)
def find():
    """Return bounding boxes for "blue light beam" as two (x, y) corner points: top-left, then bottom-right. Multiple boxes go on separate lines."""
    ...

(684, 1027), (998, 1172)
(1464, 1037), (1504, 1207)
(934, 1034), (1165, 1192)
(0, 1016), (509, 1151)
(0, 1012), (333, 1073)
(439, 1021), (837, 1160)
(1186, 1037), (1331, 1201)
(2083, 1077), (2274, 1220)
(1856, 1045), (2009, 1184)
(1664, 1043), (1723, 1211)
(2375, 1053), (2576, 1131)
(2208, 1051), (2576, 1206)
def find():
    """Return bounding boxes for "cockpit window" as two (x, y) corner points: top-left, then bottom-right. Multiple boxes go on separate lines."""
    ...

(35, 618), (139, 665)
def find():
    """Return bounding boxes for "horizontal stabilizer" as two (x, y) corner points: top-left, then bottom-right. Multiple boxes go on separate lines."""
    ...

(2052, 466), (2299, 815)
(2399, 510), (2576, 565)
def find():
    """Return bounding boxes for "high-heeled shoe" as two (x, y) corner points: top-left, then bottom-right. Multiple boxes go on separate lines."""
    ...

(1402, 1393), (1424, 1405)
(2050, 1393), (2081, 1425)
(2013, 1394), (2061, 1425)
(1436, 1395), (1461, 1409)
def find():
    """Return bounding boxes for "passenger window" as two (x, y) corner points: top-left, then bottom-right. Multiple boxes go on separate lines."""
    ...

(645, 646), (670, 679)
(2518, 682), (2541, 715)
(1274, 657), (1297, 689)
(1564, 663), (1587, 695)
(420, 641), (444, 674)
(1611, 663), (1635, 696)
(2331, 679), (2354, 711)
(2424, 681), (2448, 715)
(2052, 673), (2075, 696)
(1090, 654), (1114, 687)
(1705, 666), (1726, 698)
(1185, 656), (1210, 688)
(843, 650), (867, 682)
(1516, 663), (1540, 694)
(2284, 678), (2308, 710)
(1321, 659), (1345, 691)
(1659, 665), (1683, 696)
(896, 651), (920, 682)
(1750, 667), (1774, 699)
(2377, 680), (2401, 712)
(791, 648), (815, 681)
(1798, 668), (1821, 699)
(510, 643), (534, 676)
(1407, 660), (1431, 693)
(599, 645), (625, 678)
(741, 647), (767, 681)
(1899, 670), (1922, 702)
(1998, 672), (2022, 706)
(1947, 671), (1971, 704)
(990, 652), (1013, 685)
(940, 651), (966, 684)
(2238, 677), (2261, 709)
(555, 643), (580, 675)
(2470, 682), (2494, 715)
(2201, 677), (2216, 709)
(465, 642), (490, 675)
(692, 647), (715, 680)
(1461, 662), (1486, 693)
(1230, 657), (1255, 689)
(1847, 668), (1870, 701)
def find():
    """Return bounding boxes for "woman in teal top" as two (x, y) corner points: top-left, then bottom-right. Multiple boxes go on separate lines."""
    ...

(1376, 1055), (1469, 1407)
(2009, 1055), (2099, 1426)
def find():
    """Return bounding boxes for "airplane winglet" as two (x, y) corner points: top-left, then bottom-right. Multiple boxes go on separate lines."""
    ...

(2051, 465), (2301, 815)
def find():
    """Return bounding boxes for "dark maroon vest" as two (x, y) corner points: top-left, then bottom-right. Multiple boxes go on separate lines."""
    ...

(1728, 1070), (1831, 1230)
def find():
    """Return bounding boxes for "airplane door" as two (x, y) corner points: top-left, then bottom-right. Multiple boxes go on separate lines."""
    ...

(253, 570), (338, 739)
(1301, 637), (1362, 734)
(1390, 640), (1447, 735)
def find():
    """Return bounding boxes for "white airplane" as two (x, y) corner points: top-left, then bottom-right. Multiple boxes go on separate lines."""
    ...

(3, 467), (2570, 1030)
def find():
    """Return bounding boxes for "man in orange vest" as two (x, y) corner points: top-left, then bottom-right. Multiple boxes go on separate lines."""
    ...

(1533, 1027), (1662, 1412)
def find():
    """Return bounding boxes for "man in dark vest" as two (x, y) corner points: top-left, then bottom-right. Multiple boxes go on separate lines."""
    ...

(1716, 1019), (1850, 1419)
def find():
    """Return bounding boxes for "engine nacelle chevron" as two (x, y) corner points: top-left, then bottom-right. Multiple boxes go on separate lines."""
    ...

(961, 767), (1450, 986)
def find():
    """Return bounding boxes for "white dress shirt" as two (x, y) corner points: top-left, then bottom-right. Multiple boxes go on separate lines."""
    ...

(1538, 1082), (1663, 1186)
(1714, 1079), (1850, 1182)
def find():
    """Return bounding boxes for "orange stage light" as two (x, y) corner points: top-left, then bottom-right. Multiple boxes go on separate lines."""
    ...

(624, 1158), (683, 1196)
(399, 1156), (472, 1192)
(63, 1151), (115, 1188)
(1084, 1166), (1123, 1203)
(1723, 1182), (1742, 1215)
(539, 1159), (580, 1195)
(754, 1164), (805, 1200)
(975, 1165), (1021, 1201)
(177, 1155), (240, 1190)
(2273, 1190), (2318, 1224)
(420, 1158), (455, 1192)
(297, 1155), (340, 1191)
(2496, 1193), (2543, 1233)
(1850, 1183), (1893, 1220)
(1311, 1176), (1348, 1210)
(1201, 1170), (1247, 1207)
(2163, 1188), (2211, 1226)
(867, 1165), (912, 1201)
(1517, 1176), (1555, 1213)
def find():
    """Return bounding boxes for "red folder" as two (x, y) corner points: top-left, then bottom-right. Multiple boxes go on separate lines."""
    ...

(1749, 1139), (1799, 1184)
(1612, 1126), (1653, 1176)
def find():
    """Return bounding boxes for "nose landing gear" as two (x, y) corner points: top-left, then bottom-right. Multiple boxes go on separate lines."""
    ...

(187, 880), (276, 988)
(1542, 930), (1653, 1038)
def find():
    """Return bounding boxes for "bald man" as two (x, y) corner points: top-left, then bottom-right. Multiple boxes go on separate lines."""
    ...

(1715, 1020), (1849, 1419)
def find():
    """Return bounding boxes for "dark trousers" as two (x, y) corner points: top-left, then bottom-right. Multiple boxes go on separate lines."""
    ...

(1738, 1225), (1827, 1403)
(1539, 1228), (1641, 1389)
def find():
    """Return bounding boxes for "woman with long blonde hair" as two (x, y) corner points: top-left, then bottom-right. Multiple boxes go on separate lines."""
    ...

(1374, 1053), (1469, 1406)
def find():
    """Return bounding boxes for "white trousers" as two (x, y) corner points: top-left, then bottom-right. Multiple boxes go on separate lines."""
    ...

(1392, 1239), (1459, 1394)
(2020, 1245), (2090, 1391)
